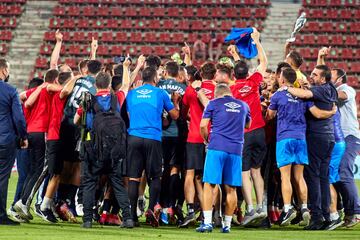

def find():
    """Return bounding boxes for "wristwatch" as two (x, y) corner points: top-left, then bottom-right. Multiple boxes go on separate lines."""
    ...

(195, 87), (201, 92)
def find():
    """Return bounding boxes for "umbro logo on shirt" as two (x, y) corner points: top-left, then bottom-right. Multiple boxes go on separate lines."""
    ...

(239, 86), (252, 94)
(224, 102), (241, 113)
(136, 89), (152, 98)
(202, 88), (212, 95)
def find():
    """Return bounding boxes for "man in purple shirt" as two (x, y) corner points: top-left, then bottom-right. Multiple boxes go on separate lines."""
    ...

(197, 84), (251, 233)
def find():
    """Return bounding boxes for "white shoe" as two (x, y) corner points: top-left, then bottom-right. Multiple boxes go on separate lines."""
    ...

(7, 207), (27, 223)
(75, 203), (84, 217)
(13, 200), (33, 220)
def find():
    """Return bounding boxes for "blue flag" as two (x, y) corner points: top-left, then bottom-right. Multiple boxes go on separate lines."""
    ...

(224, 27), (258, 59)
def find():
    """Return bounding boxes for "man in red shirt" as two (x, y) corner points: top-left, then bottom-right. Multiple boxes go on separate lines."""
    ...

(229, 28), (268, 226)
(180, 63), (216, 227)
(13, 69), (60, 220)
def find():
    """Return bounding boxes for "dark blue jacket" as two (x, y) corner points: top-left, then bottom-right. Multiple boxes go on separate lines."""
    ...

(0, 80), (27, 145)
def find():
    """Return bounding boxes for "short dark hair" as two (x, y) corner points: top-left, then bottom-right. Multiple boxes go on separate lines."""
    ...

(333, 68), (347, 83)
(288, 51), (303, 68)
(200, 62), (216, 80)
(276, 62), (291, 76)
(95, 72), (111, 89)
(87, 60), (102, 75)
(104, 62), (116, 76)
(78, 59), (89, 72)
(234, 60), (249, 79)
(44, 69), (59, 83)
(142, 67), (157, 83)
(0, 58), (9, 70)
(315, 65), (332, 82)
(111, 75), (122, 91)
(185, 65), (199, 81)
(165, 61), (179, 78)
(28, 77), (44, 89)
(58, 72), (72, 85)
(265, 68), (273, 74)
(281, 68), (297, 84)
(145, 55), (161, 70)
(216, 64), (233, 78)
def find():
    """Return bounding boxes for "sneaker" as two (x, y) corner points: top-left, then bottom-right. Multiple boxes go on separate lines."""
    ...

(279, 208), (297, 226)
(13, 200), (32, 220)
(34, 204), (42, 218)
(299, 208), (311, 226)
(75, 203), (84, 217)
(325, 217), (343, 230)
(57, 202), (77, 223)
(154, 204), (162, 225)
(254, 208), (267, 224)
(167, 207), (177, 225)
(99, 213), (109, 225)
(145, 209), (159, 227)
(196, 223), (213, 233)
(7, 207), (27, 223)
(137, 196), (146, 217)
(81, 221), (92, 228)
(120, 218), (134, 228)
(108, 214), (122, 226)
(50, 203), (59, 218)
(269, 210), (278, 224)
(179, 213), (196, 228)
(0, 217), (20, 225)
(220, 226), (230, 233)
(160, 211), (169, 225)
(39, 208), (58, 223)
(343, 214), (360, 228)
(241, 209), (260, 226)
(304, 219), (325, 230)
(173, 205), (184, 223)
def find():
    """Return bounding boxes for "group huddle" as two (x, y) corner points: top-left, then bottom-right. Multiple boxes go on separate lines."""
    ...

(0, 27), (359, 234)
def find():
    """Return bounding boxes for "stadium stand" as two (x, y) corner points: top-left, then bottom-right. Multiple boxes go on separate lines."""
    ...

(0, 0), (26, 57)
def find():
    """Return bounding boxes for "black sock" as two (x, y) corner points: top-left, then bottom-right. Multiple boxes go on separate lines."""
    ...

(169, 174), (180, 207)
(187, 203), (194, 215)
(56, 183), (69, 203)
(128, 180), (140, 222)
(111, 199), (120, 215)
(149, 178), (161, 211)
(103, 199), (111, 213)
(67, 184), (78, 209)
(177, 175), (185, 208)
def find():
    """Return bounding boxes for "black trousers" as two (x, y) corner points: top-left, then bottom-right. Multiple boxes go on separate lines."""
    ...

(82, 143), (131, 222)
(0, 141), (16, 219)
(20, 132), (46, 205)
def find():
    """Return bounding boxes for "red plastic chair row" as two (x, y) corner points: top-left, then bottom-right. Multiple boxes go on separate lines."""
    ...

(302, 0), (359, 7)
(0, 30), (12, 41)
(301, 8), (360, 20)
(0, 5), (22, 15)
(0, 0), (26, 3)
(0, 43), (8, 55)
(295, 34), (357, 46)
(302, 21), (359, 33)
(0, 18), (17, 28)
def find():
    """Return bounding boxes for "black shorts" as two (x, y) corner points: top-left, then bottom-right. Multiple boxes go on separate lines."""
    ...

(126, 135), (163, 179)
(162, 137), (185, 169)
(46, 140), (63, 175)
(58, 120), (80, 162)
(243, 127), (267, 171)
(185, 143), (205, 171)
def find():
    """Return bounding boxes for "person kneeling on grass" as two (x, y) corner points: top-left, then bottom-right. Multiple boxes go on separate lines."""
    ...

(197, 84), (251, 233)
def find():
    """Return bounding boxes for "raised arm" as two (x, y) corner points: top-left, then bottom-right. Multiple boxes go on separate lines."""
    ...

(120, 56), (132, 96)
(89, 37), (98, 60)
(317, 46), (330, 66)
(50, 30), (63, 70)
(252, 28), (268, 76)
(130, 54), (145, 85)
(284, 42), (292, 60)
(227, 44), (241, 62)
(182, 42), (192, 66)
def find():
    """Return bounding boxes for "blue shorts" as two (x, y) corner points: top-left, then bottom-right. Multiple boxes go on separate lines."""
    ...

(203, 149), (242, 187)
(329, 141), (346, 184)
(276, 138), (308, 168)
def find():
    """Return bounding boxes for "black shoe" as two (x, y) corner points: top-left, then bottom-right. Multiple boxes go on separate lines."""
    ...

(299, 208), (311, 226)
(304, 219), (324, 230)
(0, 217), (20, 225)
(92, 209), (100, 222)
(290, 211), (302, 225)
(257, 217), (271, 228)
(174, 205), (184, 222)
(179, 213), (196, 228)
(325, 217), (343, 230)
(280, 208), (297, 226)
(39, 208), (58, 223)
(34, 204), (42, 218)
(120, 219), (134, 228)
(81, 221), (92, 228)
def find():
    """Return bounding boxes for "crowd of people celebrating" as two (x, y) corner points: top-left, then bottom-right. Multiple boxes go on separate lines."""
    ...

(0, 27), (359, 234)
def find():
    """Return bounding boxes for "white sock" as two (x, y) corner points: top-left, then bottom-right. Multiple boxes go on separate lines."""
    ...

(284, 204), (292, 213)
(40, 197), (52, 211)
(224, 215), (232, 228)
(247, 205), (254, 213)
(330, 212), (339, 221)
(257, 204), (263, 211)
(203, 210), (213, 225)
(301, 204), (308, 210)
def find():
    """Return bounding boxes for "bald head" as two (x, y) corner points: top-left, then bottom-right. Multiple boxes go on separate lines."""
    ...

(214, 83), (232, 98)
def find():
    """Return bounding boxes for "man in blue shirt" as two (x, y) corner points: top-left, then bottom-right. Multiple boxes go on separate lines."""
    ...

(0, 59), (28, 225)
(126, 67), (180, 227)
(267, 68), (335, 227)
(287, 65), (338, 230)
(197, 84), (251, 233)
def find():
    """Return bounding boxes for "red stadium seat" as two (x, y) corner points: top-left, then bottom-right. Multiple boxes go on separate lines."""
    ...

(347, 76), (359, 88)
(111, 45), (123, 56)
(305, 22), (321, 32)
(316, 35), (329, 45)
(65, 59), (77, 69)
(254, 8), (267, 18)
(97, 46), (109, 56)
(326, 9), (338, 19)
(345, 35), (357, 46)
(49, 18), (60, 29)
(341, 49), (353, 59)
(68, 45), (82, 55)
(331, 35), (343, 45)
(350, 62), (360, 73)
(234, 22), (247, 28)
(111, 7), (122, 17)
(191, 20), (204, 30)
(144, 32), (157, 43)
(139, 7), (151, 17)
(101, 32), (114, 42)
(53, 6), (65, 16)
(124, 7), (137, 17)
(106, 19), (118, 29)
(35, 57), (48, 69)
(115, 32), (128, 42)
(220, 21), (233, 31)
(171, 33), (184, 43)
(303, 35), (315, 45)
(91, 19), (104, 29)
(119, 19), (132, 29)
(225, 8), (238, 18)
(187, 33), (198, 43)
(340, 9), (352, 20)
(87, 32), (99, 41)
(196, 8), (208, 18)
(167, 46), (179, 55)
(177, 20), (189, 30)
(140, 46), (153, 55)
(147, 19), (161, 29)
(130, 32), (142, 42)
(97, 7), (110, 17)
(82, 6), (94, 17)
(72, 32), (86, 42)
(153, 7), (165, 17)
(335, 23), (348, 33)
(153, 46), (167, 57)
(211, 8), (223, 18)
(134, 19), (147, 29)
(182, 8), (193, 18)
(321, 22), (334, 33)
(167, 8), (180, 17)
(44, 31), (55, 41)
(67, 6), (80, 16)
(163, 20), (175, 30)
(350, 22), (360, 33)
(63, 19), (76, 29)
(39, 44), (52, 55)
(300, 48), (312, 59)
(328, 49), (340, 60)
(159, 32), (171, 43)
(239, 8), (251, 18)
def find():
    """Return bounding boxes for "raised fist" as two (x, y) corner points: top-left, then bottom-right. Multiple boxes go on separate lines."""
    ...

(55, 29), (63, 42)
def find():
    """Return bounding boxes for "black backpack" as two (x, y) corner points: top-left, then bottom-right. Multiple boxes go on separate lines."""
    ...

(90, 94), (127, 174)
